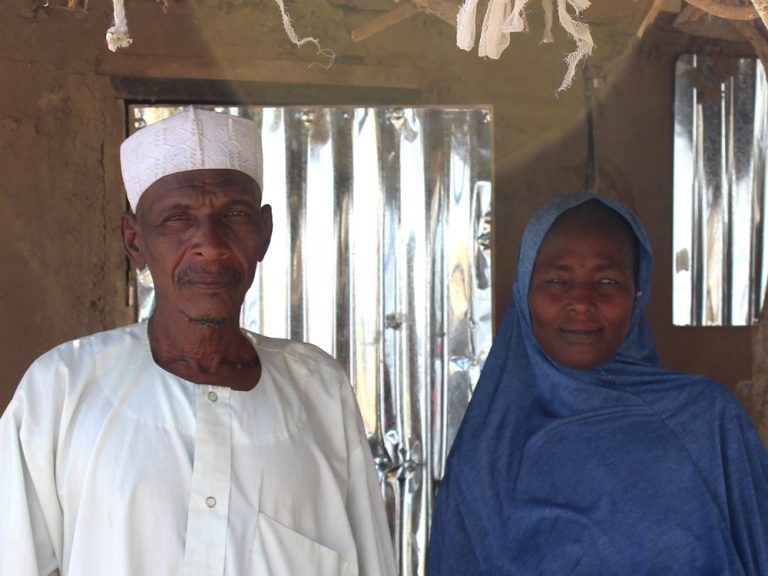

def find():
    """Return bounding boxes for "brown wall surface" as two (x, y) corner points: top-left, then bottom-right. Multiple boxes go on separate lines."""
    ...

(0, 0), (759, 415)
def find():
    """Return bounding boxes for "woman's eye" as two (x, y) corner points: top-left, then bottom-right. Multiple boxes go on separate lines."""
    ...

(543, 278), (567, 286)
(598, 278), (619, 285)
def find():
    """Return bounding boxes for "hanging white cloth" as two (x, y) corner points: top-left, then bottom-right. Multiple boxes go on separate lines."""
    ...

(272, 0), (335, 67)
(106, 0), (132, 52)
(478, 0), (512, 59)
(455, 0), (594, 92)
(105, 0), (334, 68)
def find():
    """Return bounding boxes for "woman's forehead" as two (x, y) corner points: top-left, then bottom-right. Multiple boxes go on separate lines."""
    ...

(550, 200), (633, 233)
(535, 202), (638, 270)
(537, 222), (635, 266)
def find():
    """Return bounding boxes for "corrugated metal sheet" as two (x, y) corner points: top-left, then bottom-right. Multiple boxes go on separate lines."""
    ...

(673, 55), (768, 326)
(128, 104), (493, 575)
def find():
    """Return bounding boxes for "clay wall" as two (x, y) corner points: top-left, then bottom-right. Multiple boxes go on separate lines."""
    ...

(0, 0), (758, 420)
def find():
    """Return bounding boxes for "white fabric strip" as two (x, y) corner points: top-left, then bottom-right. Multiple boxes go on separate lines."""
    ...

(556, 0), (594, 92)
(542, 0), (555, 43)
(479, 0), (512, 59)
(454, 0), (593, 92)
(272, 0), (335, 67)
(502, 0), (531, 33)
(456, 0), (482, 51)
(106, 0), (132, 52)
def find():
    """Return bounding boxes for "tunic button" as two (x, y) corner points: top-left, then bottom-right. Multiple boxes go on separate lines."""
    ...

(206, 497), (217, 508)
(208, 391), (218, 402)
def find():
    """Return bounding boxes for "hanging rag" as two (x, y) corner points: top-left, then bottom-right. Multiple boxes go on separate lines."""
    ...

(456, 0), (594, 92)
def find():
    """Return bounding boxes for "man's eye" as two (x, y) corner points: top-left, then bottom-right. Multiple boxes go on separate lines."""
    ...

(162, 214), (191, 224)
(543, 278), (567, 286)
(225, 210), (248, 218)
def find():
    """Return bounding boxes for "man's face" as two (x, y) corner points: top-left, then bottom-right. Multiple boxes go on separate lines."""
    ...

(527, 208), (636, 370)
(123, 169), (272, 324)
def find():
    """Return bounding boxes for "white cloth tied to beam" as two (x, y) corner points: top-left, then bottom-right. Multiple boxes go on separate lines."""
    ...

(105, 0), (334, 67)
(106, 0), (132, 52)
(457, 0), (595, 92)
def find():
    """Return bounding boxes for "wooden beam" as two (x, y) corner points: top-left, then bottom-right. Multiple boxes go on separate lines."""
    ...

(750, 0), (768, 31)
(351, 0), (459, 43)
(674, 5), (749, 40)
(97, 56), (426, 89)
(638, 0), (683, 38)
(414, 0), (459, 27)
(731, 20), (768, 66)
(684, 0), (759, 21)
(351, 3), (420, 42)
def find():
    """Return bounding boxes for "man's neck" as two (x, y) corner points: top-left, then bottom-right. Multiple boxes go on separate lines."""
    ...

(147, 308), (261, 391)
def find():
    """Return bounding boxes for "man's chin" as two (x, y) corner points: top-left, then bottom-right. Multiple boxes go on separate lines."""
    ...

(181, 307), (239, 327)
(188, 316), (228, 327)
(174, 295), (243, 327)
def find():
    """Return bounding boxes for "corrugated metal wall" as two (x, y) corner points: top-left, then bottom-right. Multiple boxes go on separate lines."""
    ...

(129, 104), (493, 575)
(673, 55), (768, 326)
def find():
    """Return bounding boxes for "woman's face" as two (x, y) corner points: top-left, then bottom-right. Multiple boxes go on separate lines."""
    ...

(527, 206), (637, 370)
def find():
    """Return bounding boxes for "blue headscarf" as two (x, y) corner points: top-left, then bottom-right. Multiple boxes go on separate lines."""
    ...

(428, 194), (768, 575)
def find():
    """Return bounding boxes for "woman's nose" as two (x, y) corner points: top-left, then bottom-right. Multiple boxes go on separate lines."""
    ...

(566, 283), (595, 312)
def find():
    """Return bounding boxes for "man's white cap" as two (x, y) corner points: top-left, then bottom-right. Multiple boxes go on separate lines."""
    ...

(120, 107), (263, 212)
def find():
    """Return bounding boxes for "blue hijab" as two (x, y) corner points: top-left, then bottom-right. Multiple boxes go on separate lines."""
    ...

(428, 194), (768, 575)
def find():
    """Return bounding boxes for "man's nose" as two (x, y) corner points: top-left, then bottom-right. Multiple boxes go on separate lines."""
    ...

(192, 218), (230, 258)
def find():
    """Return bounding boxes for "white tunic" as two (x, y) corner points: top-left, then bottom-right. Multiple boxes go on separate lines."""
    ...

(0, 323), (396, 576)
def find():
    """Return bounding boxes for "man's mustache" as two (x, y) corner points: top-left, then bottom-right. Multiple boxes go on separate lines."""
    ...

(176, 265), (242, 286)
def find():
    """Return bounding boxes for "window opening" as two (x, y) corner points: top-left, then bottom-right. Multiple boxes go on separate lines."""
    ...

(673, 55), (768, 326)
(126, 103), (493, 575)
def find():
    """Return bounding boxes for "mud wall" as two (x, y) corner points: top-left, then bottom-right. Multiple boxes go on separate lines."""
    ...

(0, 0), (758, 416)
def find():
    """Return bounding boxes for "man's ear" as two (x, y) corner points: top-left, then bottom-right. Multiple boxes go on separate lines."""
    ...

(121, 212), (147, 269)
(258, 204), (273, 262)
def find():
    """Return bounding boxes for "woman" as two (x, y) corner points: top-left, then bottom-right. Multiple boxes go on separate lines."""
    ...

(428, 194), (768, 575)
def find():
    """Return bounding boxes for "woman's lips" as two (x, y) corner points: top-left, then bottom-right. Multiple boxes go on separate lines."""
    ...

(558, 327), (603, 343)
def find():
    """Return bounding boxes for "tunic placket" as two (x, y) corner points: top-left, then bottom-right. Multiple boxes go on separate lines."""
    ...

(182, 384), (232, 576)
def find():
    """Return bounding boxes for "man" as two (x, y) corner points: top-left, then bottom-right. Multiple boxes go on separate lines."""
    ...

(0, 107), (397, 575)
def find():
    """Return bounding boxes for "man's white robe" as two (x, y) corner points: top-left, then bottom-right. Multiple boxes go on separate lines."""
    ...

(0, 323), (396, 576)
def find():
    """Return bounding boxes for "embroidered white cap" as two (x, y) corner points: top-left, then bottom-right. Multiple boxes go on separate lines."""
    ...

(120, 107), (263, 212)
